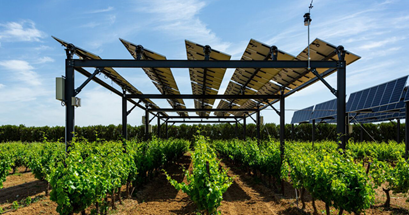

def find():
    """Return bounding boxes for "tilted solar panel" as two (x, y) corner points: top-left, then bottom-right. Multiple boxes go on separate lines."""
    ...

(185, 40), (231, 116)
(347, 76), (408, 112)
(291, 106), (314, 124)
(52, 36), (167, 116)
(120, 38), (188, 117)
(311, 99), (337, 120)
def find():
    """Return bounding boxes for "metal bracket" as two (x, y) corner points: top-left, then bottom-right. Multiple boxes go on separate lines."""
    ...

(271, 46), (278, 61)
(247, 112), (257, 123)
(135, 45), (144, 60)
(127, 104), (138, 116)
(65, 43), (76, 59)
(149, 114), (157, 123)
(310, 68), (337, 96)
(267, 101), (280, 116)
(74, 68), (101, 95)
(336, 45), (346, 65)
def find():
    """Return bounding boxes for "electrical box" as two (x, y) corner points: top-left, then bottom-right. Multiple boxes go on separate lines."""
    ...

(142, 116), (146, 125)
(72, 97), (81, 107)
(148, 125), (152, 133)
(56, 77), (65, 101)
(259, 116), (264, 125)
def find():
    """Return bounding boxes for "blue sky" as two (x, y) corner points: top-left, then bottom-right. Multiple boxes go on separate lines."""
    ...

(0, 0), (408, 126)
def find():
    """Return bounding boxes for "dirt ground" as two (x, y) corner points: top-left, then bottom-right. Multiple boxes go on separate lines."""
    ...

(1, 155), (408, 215)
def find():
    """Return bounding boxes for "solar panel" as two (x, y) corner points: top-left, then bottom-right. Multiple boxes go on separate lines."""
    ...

(291, 106), (314, 124)
(120, 38), (188, 117)
(52, 36), (168, 116)
(347, 76), (408, 112)
(272, 38), (360, 90)
(185, 40), (231, 116)
(404, 86), (409, 102)
(311, 99), (337, 121)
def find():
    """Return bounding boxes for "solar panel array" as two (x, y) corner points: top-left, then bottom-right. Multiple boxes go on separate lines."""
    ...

(52, 36), (168, 116)
(120, 38), (188, 117)
(347, 76), (407, 112)
(185, 40), (231, 117)
(292, 77), (409, 124)
(291, 106), (314, 124)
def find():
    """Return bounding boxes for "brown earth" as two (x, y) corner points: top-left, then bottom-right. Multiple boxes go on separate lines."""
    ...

(0, 155), (408, 215)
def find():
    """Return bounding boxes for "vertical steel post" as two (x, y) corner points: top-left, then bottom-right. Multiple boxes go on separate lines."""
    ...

(397, 119), (401, 143)
(166, 121), (168, 139)
(405, 102), (409, 160)
(336, 46), (346, 150)
(122, 90), (127, 140)
(145, 105), (149, 141)
(157, 116), (161, 138)
(235, 120), (238, 138)
(280, 90), (285, 162)
(312, 119), (315, 146)
(257, 109), (261, 142)
(65, 53), (75, 153)
(243, 116), (247, 140)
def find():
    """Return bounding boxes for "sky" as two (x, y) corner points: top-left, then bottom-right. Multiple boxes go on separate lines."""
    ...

(0, 0), (408, 127)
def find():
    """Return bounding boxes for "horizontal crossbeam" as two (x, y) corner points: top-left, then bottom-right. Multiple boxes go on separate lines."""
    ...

(149, 108), (256, 112)
(167, 120), (237, 123)
(73, 59), (339, 69)
(160, 116), (245, 119)
(126, 94), (280, 99)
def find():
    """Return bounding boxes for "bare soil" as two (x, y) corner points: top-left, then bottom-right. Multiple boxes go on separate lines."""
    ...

(0, 155), (408, 215)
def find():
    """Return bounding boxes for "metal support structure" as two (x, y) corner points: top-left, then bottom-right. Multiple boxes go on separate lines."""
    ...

(336, 46), (347, 150)
(167, 120), (237, 123)
(310, 68), (337, 96)
(157, 115), (161, 138)
(145, 105), (149, 141)
(279, 89), (285, 162)
(405, 102), (409, 160)
(397, 119), (401, 143)
(243, 116), (246, 140)
(235, 121), (238, 138)
(74, 68), (100, 95)
(165, 121), (169, 138)
(65, 46), (75, 152)
(149, 108), (259, 112)
(122, 90), (127, 140)
(202, 45), (211, 110)
(256, 108), (261, 142)
(126, 94), (280, 100)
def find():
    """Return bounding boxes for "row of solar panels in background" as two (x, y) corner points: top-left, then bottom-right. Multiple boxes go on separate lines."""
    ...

(291, 76), (409, 124)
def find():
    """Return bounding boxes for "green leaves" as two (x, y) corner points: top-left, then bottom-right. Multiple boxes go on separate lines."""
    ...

(166, 135), (233, 215)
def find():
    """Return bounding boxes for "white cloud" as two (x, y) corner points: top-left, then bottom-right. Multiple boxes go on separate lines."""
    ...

(85, 6), (114, 14)
(0, 60), (41, 86)
(0, 83), (4, 89)
(81, 15), (116, 28)
(140, 0), (231, 52)
(0, 20), (46, 42)
(358, 36), (405, 50)
(36, 56), (55, 64)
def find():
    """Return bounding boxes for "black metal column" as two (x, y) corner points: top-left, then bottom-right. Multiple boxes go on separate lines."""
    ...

(122, 91), (127, 140)
(280, 92), (285, 162)
(336, 46), (346, 150)
(312, 119), (315, 146)
(256, 109), (261, 142)
(243, 116), (247, 140)
(166, 121), (168, 139)
(157, 116), (161, 138)
(65, 59), (75, 152)
(397, 119), (401, 143)
(145, 106), (149, 141)
(405, 102), (409, 160)
(235, 120), (238, 139)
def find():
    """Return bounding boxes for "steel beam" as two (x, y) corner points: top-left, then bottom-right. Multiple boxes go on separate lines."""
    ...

(73, 60), (339, 69)
(157, 116), (160, 138)
(122, 91), (127, 140)
(312, 119), (315, 146)
(336, 46), (346, 150)
(256, 109), (261, 142)
(280, 92), (285, 163)
(149, 108), (257, 112)
(159, 116), (245, 119)
(125, 94), (280, 99)
(291, 124), (295, 140)
(65, 59), (75, 152)
(405, 102), (409, 160)
(145, 105), (149, 141)
(397, 119), (401, 143)
(167, 120), (237, 123)
(243, 116), (247, 140)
